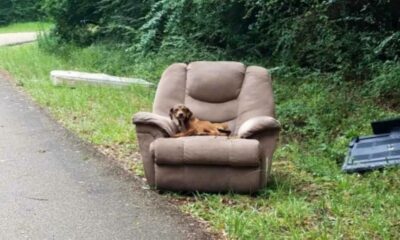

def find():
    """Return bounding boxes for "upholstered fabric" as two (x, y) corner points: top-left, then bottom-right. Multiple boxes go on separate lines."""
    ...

(153, 63), (187, 117)
(184, 96), (238, 123)
(135, 124), (169, 186)
(186, 61), (245, 103)
(133, 112), (176, 137)
(154, 166), (261, 193)
(133, 61), (280, 193)
(235, 66), (276, 134)
(238, 116), (281, 138)
(153, 136), (260, 167)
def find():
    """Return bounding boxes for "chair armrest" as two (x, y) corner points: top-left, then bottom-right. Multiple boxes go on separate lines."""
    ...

(132, 112), (176, 137)
(238, 116), (281, 138)
(133, 112), (176, 186)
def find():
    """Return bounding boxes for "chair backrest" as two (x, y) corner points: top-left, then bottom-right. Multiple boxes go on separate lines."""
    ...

(153, 61), (275, 134)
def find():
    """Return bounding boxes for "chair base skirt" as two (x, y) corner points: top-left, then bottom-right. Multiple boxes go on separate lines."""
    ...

(154, 165), (262, 193)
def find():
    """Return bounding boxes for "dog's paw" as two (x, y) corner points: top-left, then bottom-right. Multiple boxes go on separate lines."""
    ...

(173, 133), (184, 138)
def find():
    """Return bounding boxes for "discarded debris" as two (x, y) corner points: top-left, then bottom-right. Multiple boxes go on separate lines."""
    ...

(0, 32), (38, 46)
(50, 70), (153, 87)
(343, 118), (400, 173)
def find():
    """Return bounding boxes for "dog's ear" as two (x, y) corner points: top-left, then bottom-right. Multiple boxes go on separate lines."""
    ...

(186, 108), (193, 119)
(169, 108), (174, 120)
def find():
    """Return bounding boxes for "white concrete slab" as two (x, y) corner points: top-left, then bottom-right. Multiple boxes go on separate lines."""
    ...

(51, 70), (153, 87)
(0, 32), (38, 46)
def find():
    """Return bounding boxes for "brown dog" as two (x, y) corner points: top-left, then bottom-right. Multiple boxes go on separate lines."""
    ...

(169, 104), (231, 137)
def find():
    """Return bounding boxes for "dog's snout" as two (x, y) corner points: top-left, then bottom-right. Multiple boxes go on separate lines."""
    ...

(177, 112), (184, 118)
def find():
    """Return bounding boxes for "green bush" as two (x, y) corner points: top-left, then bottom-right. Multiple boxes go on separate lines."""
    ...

(0, 0), (45, 24)
(0, 0), (12, 25)
(368, 61), (400, 100)
(42, 0), (150, 45)
(42, 0), (400, 81)
(11, 0), (44, 22)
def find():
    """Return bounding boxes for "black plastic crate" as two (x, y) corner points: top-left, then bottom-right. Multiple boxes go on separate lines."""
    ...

(342, 118), (400, 173)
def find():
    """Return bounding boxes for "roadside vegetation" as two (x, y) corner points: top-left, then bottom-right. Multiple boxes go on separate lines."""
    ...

(1, 0), (400, 238)
(1, 40), (399, 239)
(0, 22), (52, 33)
(0, 0), (44, 25)
(0, 43), (154, 171)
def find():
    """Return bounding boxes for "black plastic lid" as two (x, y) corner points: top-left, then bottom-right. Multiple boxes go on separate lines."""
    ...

(371, 117), (400, 134)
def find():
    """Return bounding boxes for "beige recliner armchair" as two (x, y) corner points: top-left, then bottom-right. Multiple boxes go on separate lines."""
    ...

(133, 61), (280, 193)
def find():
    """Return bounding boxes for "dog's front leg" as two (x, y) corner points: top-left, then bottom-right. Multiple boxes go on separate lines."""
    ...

(173, 129), (196, 138)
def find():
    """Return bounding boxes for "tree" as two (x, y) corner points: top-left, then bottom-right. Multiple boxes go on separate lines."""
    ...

(0, 0), (12, 25)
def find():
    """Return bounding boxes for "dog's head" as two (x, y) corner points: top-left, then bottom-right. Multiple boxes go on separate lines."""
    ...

(169, 104), (193, 124)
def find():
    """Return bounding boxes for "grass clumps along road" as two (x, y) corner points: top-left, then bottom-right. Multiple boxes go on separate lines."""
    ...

(0, 22), (53, 33)
(0, 28), (399, 239)
(0, 42), (154, 173)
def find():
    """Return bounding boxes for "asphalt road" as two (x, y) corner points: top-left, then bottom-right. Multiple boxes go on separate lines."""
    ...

(0, 76), (211, 239)
(0, 32), (37, 46)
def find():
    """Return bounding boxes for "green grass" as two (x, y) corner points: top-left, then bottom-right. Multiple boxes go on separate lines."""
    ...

(178, 75), (400, 238)
(0, 43), (154, 171)
(0, 22), (53, 33)
(0, 39), (399, 239)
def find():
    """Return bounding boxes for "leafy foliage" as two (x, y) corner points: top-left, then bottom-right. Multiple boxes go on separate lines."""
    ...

(11, 0), (44, 22)
(1, 42), (399, 239)
(368, 61), (400, 101)
(0, 0), (12, 25)
(0, 0), (45, 25)
(42, 0), (400, 81)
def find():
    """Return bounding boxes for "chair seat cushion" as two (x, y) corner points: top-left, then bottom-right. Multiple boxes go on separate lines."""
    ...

(152, 136), (260, 167)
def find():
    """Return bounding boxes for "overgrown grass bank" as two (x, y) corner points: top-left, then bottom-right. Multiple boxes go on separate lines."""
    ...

(0, 42), (399, 239)
(0, 43), (153, 171)
(0, 22), (53, 33)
